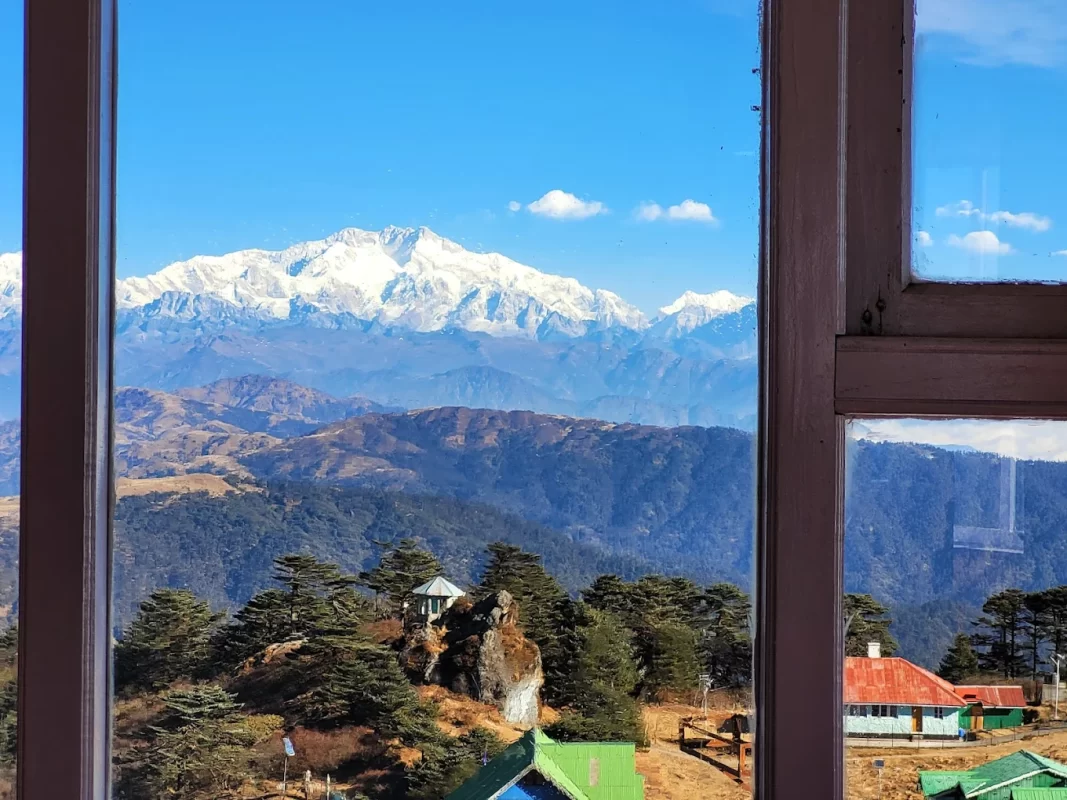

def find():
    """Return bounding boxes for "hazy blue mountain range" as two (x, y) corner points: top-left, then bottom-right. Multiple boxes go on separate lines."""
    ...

(0, 371), (1060, 665)
(0, 227), (758, 425)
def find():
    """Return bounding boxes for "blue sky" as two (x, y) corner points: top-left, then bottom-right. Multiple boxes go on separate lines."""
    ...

(2, 1), (1067, 310)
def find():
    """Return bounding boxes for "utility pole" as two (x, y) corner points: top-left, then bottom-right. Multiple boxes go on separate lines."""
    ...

(1052, 653), (1067, 721)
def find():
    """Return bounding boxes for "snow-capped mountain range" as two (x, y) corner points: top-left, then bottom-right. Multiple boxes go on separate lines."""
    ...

(0, 225), (752, 341)
(0, 227), (757, 428)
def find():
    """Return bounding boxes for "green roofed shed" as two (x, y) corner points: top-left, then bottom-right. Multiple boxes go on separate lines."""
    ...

(446, 729), (645, 800)
(920, 751), (1067, 799)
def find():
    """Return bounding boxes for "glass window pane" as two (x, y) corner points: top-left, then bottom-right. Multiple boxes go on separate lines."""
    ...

(114, 4), (760, 798)
(0, 0), (20, 793)
(845, 418), (1067, 799)
(912, 1), (1067, 282)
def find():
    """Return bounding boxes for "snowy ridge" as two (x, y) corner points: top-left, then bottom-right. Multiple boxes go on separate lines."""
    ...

(0, 227), (756, 341)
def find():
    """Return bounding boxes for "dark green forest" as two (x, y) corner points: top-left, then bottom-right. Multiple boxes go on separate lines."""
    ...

(98, 544), (753, 799)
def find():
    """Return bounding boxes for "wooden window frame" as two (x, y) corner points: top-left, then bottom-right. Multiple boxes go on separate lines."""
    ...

(19, 0), (116, 798)
(22, 1), (1060, 799)
(761, 1), (1067, 800)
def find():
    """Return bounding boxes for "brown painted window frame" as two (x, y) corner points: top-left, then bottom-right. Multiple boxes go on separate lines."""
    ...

(18, 0), (116, 797)
(21, 0), (1058, 799)
(760, 1), (1067, 799)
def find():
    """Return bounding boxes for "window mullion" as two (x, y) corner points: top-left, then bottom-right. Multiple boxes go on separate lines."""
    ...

(19, 0), (116, 798)
(758, 0), (846, 797)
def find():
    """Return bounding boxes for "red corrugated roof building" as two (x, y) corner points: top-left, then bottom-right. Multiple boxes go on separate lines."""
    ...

(844, 657), (967, 707)
(955, 685), (1027, 708)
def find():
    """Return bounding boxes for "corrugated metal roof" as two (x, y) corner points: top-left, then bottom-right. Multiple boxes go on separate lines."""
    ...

(1011, 790), (1067, 800)
(411, 576), (466, 597)
(956, 685), (1028, 708)
(919, 751), (1067, 798)
(446, 729), (645, 800)
(845, 657), (967, 707)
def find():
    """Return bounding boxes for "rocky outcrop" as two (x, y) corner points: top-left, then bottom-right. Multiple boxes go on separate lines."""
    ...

(401, 591), (543, 726)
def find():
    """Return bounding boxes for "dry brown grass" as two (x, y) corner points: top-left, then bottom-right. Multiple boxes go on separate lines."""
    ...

(417, 684), (556, 744)
(115, 474), (248, 497)
(844, 728), (1067, 799)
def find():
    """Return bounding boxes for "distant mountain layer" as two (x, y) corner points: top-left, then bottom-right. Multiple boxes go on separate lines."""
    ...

(0, 227), (757, 425)
(0, 376), (1066, 666)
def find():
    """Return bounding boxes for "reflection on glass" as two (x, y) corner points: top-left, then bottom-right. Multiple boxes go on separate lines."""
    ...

(845, 418), (1067, 799)
(111, 3), (760, 798)
(0, 0), (20, 796)
(912, 0), (1067, 282)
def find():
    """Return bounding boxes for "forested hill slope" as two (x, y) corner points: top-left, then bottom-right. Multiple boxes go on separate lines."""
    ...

(240, 407), (758, 585)
(86, 483), (654, 628)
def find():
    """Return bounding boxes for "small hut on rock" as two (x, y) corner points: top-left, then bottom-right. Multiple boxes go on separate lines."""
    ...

(410, 576), (466, 623)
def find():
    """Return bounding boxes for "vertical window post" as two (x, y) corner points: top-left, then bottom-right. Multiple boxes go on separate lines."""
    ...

(758, 0), (846, 797)
(19, 0), (116, 797)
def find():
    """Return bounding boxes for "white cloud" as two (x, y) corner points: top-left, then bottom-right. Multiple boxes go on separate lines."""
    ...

(667, 199), (717, 222)
(917, 231), (933, 247)
(507, 200), (521, 212)
(947, 230), (1013, 255)
(1054, 250), (1067, 256)
(985, 210), (1052, 232)
(936, 200), (982, 218)
(634, 202), (664, 222)
(851, 418), (1067, 462)
(936, 200), (1052, 232)
(526, 190), (606, 220)
(634, 199), (718, 224)
(917, 0), (1067, 68)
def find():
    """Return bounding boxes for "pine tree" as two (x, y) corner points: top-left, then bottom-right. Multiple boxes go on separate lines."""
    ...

(298, 636), (439, 745)
(1023, 591), (1051, 681)
(582, 575), (635, 618)
(139, 685), (257, 800)
(697, 583), (752, 688)
(644, 621), (700, 699)
(479, 543), (567, 652)
(358, 538), (442, 616)
(937, 633), (980, 683)
(1040, 586), (1067, 656)
(973, 588), (1027, 678)
(843, 594), (899, 657)
(115, 589), (220, 692)
(407, 728), (507, 800)
(546, 610), (646, 745)
(0, 624), (16, 766)
(216, 554), (368, 668)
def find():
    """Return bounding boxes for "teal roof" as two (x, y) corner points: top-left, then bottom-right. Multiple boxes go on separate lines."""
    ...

(1011, 790), (1067, 800)
(446, 729), (645, 800)
(920, 751), (1067, 798)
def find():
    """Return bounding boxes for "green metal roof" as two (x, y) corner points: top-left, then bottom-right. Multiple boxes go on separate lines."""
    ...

(920, 751), (1067, 798)
(1011, 790), (1067, 800)
(446, 729), (645, 800)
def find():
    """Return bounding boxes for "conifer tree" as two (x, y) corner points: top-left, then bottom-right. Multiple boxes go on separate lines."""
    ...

(843, 593), (899, 657)
(546, 610), (646, 745)
(407, 728), (506, 800)
(937, 633), (980, 683)
(697, 583), (753, 688)
(358, 538), (442, 615)
(139, 685), (257, 800)
(479, 543), (567, 651)
(973, 588), (1027, 678)
(644, 620), (700, 698)
(115, 589), (220, 692)
(0, 624), (16, 767)
(216, 554), (368, 668)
